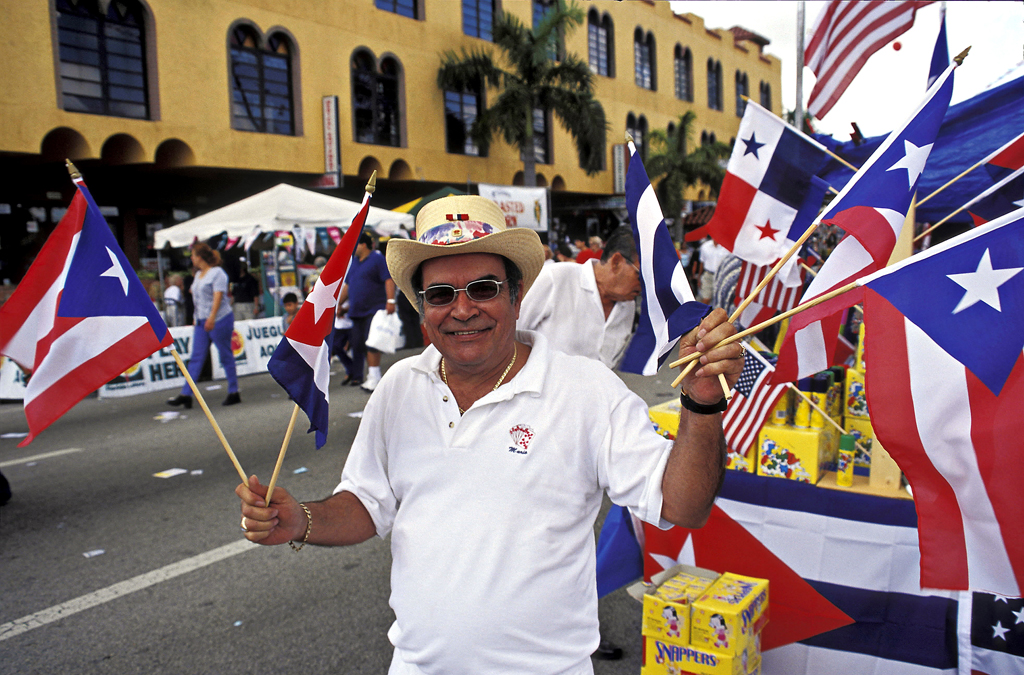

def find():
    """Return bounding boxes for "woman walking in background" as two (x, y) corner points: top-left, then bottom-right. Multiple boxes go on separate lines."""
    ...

(167, 243), (241, 408)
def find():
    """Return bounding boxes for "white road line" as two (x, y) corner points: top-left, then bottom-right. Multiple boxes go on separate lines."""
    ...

(0, 447), (84, 468)
(0, 539), (255, 642)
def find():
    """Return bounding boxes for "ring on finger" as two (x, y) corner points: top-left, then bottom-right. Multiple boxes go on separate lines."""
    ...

(240, 516), (248, 532)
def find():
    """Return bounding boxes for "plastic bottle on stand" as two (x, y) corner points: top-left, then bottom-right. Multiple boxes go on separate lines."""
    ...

(793, 378), (812, 428)
(837, 434), (856, 487)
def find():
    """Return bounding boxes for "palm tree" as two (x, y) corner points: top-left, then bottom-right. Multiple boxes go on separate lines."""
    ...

(644, 111), (731, 227)
(437, 0), (607, 187)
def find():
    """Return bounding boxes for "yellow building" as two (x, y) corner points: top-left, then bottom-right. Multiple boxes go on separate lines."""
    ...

(0, 0), (780, 277)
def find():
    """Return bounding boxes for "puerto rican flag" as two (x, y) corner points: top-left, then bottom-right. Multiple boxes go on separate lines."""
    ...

(0, 178), (171, 446)
(858, 207), (1024, 596)
(687, 100), (830, 288)
(266, 189), (372, 448)
(772, 59), (956, 385)
(619, 138), (708, 376)
(982, 130), (1024, 182)
(966, 166), (1024, 226)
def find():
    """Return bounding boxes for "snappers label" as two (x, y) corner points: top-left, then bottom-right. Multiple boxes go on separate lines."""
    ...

(654, 640), (719, 667)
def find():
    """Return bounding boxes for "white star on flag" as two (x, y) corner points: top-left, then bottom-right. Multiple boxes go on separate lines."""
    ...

(947, 248), (1024, 314)
(304, 275), (342, 324)
(100, 246), (129, 295)
(886, 140), (932, 188)
(992, 620), (1010, 640)
(1013, 606), (1024, 625)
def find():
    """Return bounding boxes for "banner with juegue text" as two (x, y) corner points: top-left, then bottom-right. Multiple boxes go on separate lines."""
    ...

(97, 317), (287, 398)
(477, 183), (548, 232)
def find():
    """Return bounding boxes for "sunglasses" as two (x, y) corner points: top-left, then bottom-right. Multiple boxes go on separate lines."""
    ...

(419, 279), (507, 306)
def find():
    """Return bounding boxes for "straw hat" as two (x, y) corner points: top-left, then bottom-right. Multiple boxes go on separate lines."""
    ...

(386, 195), (544, 302)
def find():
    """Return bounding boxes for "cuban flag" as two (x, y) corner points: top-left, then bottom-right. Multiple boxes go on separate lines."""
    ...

(858, 208), (1024, 597)
(687, 100), (830, 288)
(0, 176), (171, 446)
(266, 189), (372, 448)
(772, 60), (956, 384)
(618, 138), (708, 376)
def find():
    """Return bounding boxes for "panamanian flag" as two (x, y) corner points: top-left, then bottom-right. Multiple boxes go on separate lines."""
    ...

(0, 174), (171, 445)
(688, 100), (830, 288)
(266, 189), (372, 448)
(618, 138), (708, 376)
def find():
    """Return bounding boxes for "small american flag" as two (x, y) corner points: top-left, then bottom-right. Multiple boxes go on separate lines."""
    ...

(959, 592), (1024, 674)
(722, 343), (789, 457)
(734, 260), (804, 329)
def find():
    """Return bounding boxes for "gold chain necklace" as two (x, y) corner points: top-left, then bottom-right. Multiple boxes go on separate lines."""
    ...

(441, 344), (517, 415)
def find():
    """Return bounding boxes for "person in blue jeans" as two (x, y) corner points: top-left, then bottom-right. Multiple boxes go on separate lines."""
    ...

(167, 242), (241, 408)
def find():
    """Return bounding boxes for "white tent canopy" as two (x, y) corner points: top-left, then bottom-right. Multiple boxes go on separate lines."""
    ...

(153, 183), (414, 248)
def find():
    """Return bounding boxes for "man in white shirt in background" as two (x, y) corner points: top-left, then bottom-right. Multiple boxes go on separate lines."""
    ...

(518, 225), (640, 369)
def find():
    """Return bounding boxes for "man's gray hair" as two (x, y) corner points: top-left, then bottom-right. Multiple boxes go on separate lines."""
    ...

(409, 256), (523, 315)
(600, 226), (637, 264)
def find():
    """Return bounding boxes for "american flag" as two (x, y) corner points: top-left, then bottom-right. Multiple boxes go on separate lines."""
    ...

(0, 175), (172, 445)
(805, 1), (934, 120)
(959, 592), (1024, 674)
(734, 260), (805, 329)
(722, 343), (789, 457)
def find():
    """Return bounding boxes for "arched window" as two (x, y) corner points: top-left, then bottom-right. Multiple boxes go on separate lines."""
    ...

(229, 26), (296, 135)
(445, 79), (485, 156)
(634, 29), (655, 90)
(735, 71), (749, 117)
(627, 113), (648, 159)
(759, 81), (772, 110)
(463, 0), (494, 40)
(588, 10), (614, 77)
(707, 58), (722, 111)
(352, 51), (402, 147)
(674, 45), (692, 102)
(55, 0), (150, 119)
(700, 130), (708, 146)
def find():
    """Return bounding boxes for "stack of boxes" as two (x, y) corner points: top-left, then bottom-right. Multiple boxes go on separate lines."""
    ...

(635, 566), (768, 675)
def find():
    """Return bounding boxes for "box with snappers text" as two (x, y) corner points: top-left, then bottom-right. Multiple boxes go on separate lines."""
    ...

(690, 573), (769, 657)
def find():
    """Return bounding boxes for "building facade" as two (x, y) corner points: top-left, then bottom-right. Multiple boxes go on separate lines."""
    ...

(0, 0), (780, 281)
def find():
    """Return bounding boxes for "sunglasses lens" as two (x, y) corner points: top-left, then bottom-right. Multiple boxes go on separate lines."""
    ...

(466, 280), (501, 301)
(424, 286), (456, 306)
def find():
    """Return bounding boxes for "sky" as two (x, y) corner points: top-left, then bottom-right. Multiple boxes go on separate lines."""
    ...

(671, 1), (1024, 141)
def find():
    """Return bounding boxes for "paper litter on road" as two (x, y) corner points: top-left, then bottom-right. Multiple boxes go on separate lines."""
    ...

(1, 432), (28, 439)
(293, 467), (308, 474)
(205, 385), (222, 391)
(153, 468), (188, 479)
(348, 412), (363, 419)
(190, 469), (203, 476)
(83, 549), (105, 558)
(154, 411), (183, 422)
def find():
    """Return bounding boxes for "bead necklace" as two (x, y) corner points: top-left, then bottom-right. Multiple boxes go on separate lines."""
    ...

(441, 344), (517, 415)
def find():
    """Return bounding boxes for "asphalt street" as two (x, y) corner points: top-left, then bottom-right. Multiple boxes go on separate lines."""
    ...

(0, 346), (683, 674)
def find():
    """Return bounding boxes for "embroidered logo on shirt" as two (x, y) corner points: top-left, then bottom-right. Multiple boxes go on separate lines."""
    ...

(508, 424), (534, 455)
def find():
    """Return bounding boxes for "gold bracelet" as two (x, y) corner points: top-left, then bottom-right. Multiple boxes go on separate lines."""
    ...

(289, 503), (312, 552)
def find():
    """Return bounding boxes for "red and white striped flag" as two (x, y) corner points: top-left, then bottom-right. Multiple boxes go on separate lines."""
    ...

(722, 343), (789, 458)
(805, 1), (934, 120)
(734, 261), (805, 329)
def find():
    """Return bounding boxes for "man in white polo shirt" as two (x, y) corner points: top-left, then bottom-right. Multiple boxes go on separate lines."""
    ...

(235, 196), (743, 675)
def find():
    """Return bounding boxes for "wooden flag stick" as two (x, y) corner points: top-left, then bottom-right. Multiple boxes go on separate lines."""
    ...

(913, 205), (963, 242)
(916, 159), (986, 208)
(801, 262), (863, 313)
(669, 280), (860, 385)
(264, 404), (300, 506)
(673, 219), (821, 390)
(170, 348), (247, 484)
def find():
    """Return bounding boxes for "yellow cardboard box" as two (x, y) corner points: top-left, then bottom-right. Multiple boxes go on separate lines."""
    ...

(641, 572), (717, 644)
(649, 399), (682, 440)
(642, 636), (762, 675)
(757, 426), (832, 484)
(844, 368), (869, 419)
(690, 573), (769, 657)
(726, 441), (757, 473)
(844, 417), (874, 468)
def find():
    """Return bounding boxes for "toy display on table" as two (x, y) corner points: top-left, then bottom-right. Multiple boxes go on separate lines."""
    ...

(632, 565), (768, 675)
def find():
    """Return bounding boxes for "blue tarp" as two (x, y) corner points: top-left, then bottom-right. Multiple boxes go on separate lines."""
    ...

(813, 74), (1024, 239)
